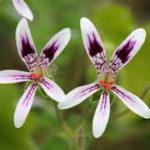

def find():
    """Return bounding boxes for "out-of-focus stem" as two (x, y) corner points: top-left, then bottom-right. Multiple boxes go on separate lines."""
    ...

(53, 102), (64, 126)
(77, 126), (84, 150)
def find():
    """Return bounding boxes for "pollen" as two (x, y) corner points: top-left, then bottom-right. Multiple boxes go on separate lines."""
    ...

(99, 80), (114, 90)
(31, 73), (42, 82)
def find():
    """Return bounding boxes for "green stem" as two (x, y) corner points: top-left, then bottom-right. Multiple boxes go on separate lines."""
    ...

(77, 126), (84, 150)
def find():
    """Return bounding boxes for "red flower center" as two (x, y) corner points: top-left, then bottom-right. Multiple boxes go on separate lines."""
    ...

(99, 80), (114, 90)
(31, 73), (42, 82)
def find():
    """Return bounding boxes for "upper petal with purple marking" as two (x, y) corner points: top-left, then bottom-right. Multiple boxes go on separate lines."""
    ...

(109, 29), (146, 79)
(40, 77), (65, 102)
(16, 18), (38, 72)
(12, 0), (33, 20)
(58, 82), (100, 109)
(112, 85), (150, 119)
(0, 70), (31, 83)
(14, 83), (38, 128)
(93, 92), (110, 138)
(39, 28), (71, 69)
(80, 17), (107, 79)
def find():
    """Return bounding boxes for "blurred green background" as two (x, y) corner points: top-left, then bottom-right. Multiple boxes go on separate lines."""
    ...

(0, 0), (150, 149)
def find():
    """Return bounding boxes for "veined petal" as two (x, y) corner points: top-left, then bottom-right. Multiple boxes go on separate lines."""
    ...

(12, 0), (33, 21)
(16, 18), (38, 72)
(80, 17), (107, 80)
(109, 29), (146, 79)
(39, 28), (71, 69)
(40, 77), (65, 102)
(93, 92), (110, 138)
(0, 70), (31, 83)
(14, 83), (38, 128)
(58, 83), (100, 109)
(112, 85), (150, 119)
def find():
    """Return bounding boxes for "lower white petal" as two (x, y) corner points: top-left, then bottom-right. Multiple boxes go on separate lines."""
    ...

(112, 85), (150, 119)
(14, 83), (38, 128)
(93, 92), (110, 138)
(58, 82), (100, 109)
(0, 70), (31, 83)
(40, 77), (65, 102)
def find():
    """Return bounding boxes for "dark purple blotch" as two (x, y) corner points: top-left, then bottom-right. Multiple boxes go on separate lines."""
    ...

(43, 41), (59, 62)
(115, 40), (136, 63)
(87, 33), (103, 57)
(21, 34), (35, 57)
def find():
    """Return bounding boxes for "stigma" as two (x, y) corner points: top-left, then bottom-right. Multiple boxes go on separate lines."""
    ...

(31, 73), (42, 82)
(99, 80), (114, 90)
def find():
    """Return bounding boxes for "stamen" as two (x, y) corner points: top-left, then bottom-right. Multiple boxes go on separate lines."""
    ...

(99, 80), (114, 90)
(31, 73), (42, 82)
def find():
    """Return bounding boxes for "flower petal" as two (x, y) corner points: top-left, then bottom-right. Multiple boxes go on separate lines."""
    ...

(14, 83), (38, 128)
(58, 83), (100, 109)
(39, 28), (71, 69)
(93, 92), (110, 138)
(0, 70), (31, 83)
(80, 17), (107, 80)
(112, 85), (150, 119)
(12, 0), (33, 20)
(109, 29), (146, 79)
(40, 77), (65, 102)
(16, 18), (38, 72)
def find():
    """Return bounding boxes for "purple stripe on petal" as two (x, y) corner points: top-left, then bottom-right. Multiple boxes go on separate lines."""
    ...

(112, 85), (150, 119)
(14, 83), (38, 128)
(40, 77), (65, 102)
(41, 78), (53, 90)
(74, 83), (100, 99)
(58, 82), (100, 109)
(12, 74), (31, 81)
(112, 86), (136, 106)
(92, 91), (110, 138)
(22, 84), (37, 106)
(99, 92), (108, 115)
(0, 70), (31, 83)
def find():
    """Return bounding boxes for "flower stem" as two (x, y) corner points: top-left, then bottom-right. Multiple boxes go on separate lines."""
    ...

(77, 126), (84, 150)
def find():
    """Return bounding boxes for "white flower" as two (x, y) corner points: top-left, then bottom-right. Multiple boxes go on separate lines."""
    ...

(0, 18), (71, 128)
(58, 17), (150, 138)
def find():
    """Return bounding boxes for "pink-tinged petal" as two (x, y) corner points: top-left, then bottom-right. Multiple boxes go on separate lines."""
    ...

(80, 17), (107, 80)
(58, 83), (100, 109)
(0, 70), (31, 83)
(14, 83), (38, 128)
(109, 29), (146, 79)
(40, 77), (65, 102)
(16, 18), (38, 72)
(12, 0), (33, 21)
(93, 92), (110, 138)
(112, 85), (150, 119)
(39, 28), (71, 69)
